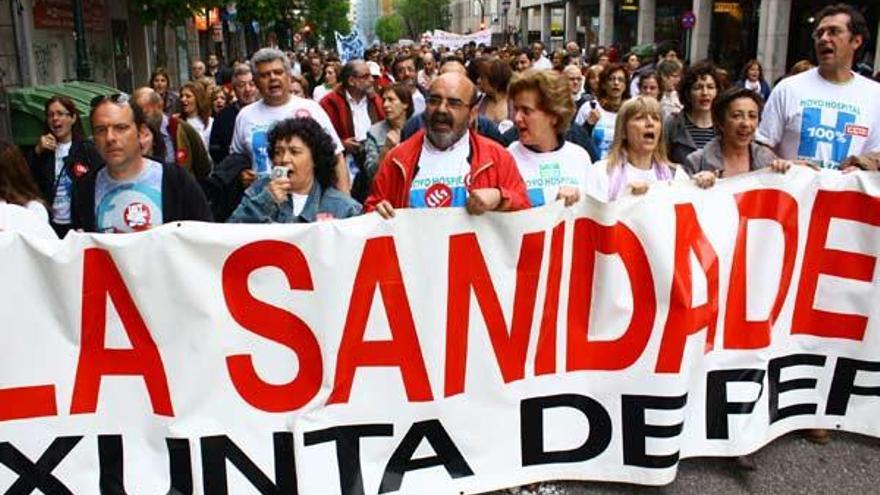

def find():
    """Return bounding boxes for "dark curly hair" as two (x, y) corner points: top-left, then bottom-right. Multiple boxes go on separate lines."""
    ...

(678, 59), (729, 116)
(267, 117), (338, 190)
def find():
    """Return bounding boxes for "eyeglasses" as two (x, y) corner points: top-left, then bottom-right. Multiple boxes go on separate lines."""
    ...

(90, 93), (131, 108)
(426, 95), (471, 110)
(811, 26), (848, 40)
(607, 76), (627, 84)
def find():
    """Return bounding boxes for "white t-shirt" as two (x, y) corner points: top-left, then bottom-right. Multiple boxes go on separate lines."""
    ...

(291, 192), (308, 216)
(507, 141), (592, 206)
(0, 201), (56, 239)
(585, 160), (686, 202)
(52, 141), (73, 224)
(756, 68), (880, 169)
(187, 116), (213, 150)
(533, 56), (553, 70)
(230, 97), (344, 175)
(412, 90), (426, 115)
(410, 131), (471, 208)
(574, 103), (617, 160)
(312, 84), (332, 103)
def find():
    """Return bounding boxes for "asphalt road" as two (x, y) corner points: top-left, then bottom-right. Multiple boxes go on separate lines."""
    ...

(485, 431), (880, 495)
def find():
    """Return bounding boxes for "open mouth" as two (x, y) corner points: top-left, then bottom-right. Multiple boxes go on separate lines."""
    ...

(643, 132), (656, 141)
(818, 46), (834, 57)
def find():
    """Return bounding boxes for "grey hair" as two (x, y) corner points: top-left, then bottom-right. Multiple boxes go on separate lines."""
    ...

(232, 63), (253, 80)
(250, 48), (291, 74)
(132, 86), (161, 106)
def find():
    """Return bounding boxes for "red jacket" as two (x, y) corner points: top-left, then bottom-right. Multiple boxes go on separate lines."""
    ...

(319, 88), (384, 142)
(364, 130), (530, 212)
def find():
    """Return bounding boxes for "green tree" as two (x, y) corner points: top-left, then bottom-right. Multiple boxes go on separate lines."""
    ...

(393, 0), (450, 39)
(134, 0), (222, 68)
(375, 15), (404, 45)
(305, 0), (351, 47)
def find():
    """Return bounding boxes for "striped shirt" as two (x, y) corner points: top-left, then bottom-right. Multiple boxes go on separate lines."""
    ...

(684, 115), (715, 150)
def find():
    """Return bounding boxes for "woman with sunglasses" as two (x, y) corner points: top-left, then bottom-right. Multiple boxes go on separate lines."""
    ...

(27, 96), (102, 236)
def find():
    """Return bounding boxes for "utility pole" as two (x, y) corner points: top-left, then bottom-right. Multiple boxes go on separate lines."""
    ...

(73, 0), (92, 81)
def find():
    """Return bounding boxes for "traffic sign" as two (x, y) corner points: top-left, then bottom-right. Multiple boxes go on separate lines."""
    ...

(681, 11), (696, 30)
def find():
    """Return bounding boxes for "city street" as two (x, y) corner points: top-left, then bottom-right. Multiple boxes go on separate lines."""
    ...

(487, 432), (880, 495)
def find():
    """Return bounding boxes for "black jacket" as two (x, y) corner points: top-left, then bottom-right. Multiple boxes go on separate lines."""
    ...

(27, 139), (103, 210)
(72, 161), (213, 232)
(209, 101), (243, 165)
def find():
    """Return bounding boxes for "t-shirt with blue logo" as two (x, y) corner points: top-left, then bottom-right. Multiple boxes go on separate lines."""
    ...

(756, 68), (880, 169)
(410, 132), (471, 208)
(94, 159), (164, 233)
(507, 141), (591, 206)
(229, 97), (344, 175)
(591, 107), (617, 160)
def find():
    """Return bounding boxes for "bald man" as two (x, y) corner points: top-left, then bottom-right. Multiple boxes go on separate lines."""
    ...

(365, 72), (529, 218)
(399, 57), (505, 144)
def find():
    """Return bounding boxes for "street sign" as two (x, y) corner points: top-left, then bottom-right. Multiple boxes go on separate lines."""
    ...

(681, 10), (696, 30)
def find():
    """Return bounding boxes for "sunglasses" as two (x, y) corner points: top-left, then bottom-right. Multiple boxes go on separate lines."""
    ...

(90, 93), (131, 108)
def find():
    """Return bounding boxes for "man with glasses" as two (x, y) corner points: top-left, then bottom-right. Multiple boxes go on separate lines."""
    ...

(71, 95), (211, 232)
(757, 3), (880, 169)
(365, 72), (529, 218)
(230, 48), (347, 192)
(320, 60), (385, 199)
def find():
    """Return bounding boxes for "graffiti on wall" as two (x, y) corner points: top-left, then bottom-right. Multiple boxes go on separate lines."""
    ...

(33, 42), (56, 83)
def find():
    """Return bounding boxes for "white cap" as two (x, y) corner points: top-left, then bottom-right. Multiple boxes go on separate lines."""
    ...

(367, 61), (381, 77)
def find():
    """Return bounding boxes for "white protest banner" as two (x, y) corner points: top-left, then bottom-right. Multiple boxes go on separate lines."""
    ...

(0, 168), (879, 494)
(426, 28), (494, 49)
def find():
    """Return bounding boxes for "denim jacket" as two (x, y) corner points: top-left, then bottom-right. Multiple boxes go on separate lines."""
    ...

(228, 177), (362, 223)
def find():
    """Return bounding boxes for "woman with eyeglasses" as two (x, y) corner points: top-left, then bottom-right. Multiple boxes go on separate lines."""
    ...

(27, 95), (102, 236)
(575, 63), (629, 159)
(229, 117), (361, 223)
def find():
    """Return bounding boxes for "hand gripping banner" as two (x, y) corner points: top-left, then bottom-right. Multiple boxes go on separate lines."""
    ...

(0, 168), (878, 494)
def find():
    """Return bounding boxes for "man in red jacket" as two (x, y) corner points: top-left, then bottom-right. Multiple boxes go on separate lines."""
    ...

(365, 72), (529, 218)
(319, 59), (385, 194)
(319, 59), (385, 156)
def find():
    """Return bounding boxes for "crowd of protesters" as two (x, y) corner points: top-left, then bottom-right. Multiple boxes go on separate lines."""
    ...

(0, 1), (878, 491)
(5, 2), (877, 237)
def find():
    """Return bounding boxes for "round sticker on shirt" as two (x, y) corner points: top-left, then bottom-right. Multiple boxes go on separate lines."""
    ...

(425, 183), (453, 208)
(176, 148), (188, 164)
(72, 162), (88, 178)
(123, 202), (152, 231)
(295, 109), (312, 119)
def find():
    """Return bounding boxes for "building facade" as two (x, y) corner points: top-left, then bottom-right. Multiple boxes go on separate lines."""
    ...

(447, 0), (880, 86)
(2, 0), (215, 92)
